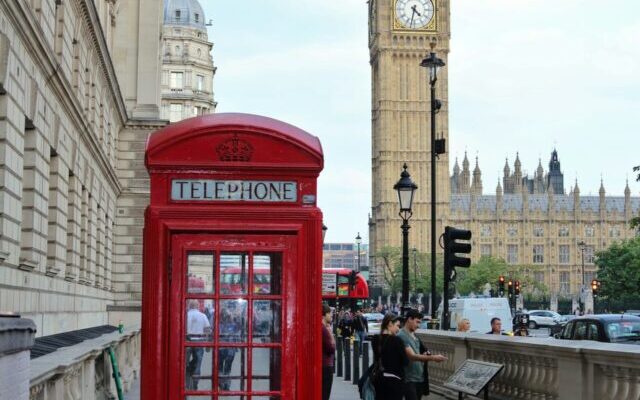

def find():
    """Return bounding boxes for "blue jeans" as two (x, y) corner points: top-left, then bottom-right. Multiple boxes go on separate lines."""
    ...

(186, 347), (204, 390)
(356, 331), (367, 354)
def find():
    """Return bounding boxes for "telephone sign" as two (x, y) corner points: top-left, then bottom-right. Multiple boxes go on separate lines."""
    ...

(142, 113), (324, 400)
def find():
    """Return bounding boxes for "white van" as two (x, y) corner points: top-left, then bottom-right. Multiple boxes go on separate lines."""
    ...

(443, 298), (513, 333)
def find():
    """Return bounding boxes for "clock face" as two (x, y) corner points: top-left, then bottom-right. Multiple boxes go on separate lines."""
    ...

(395, 0), (435, 30)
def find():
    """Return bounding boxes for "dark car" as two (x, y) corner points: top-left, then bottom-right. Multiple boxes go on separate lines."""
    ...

(555, 314), (640, 344)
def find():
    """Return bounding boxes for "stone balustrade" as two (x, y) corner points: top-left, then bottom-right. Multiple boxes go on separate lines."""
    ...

(29, 327), (141, 400)
(417, 330), (640, 400)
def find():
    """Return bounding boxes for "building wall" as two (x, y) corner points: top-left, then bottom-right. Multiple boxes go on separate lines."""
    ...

(0, 0), (166, 336)
(369, 0), (451, 286)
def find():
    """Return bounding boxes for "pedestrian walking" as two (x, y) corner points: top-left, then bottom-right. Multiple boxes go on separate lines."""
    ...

(185, 300), (211, 390)
(354, 310), (369, 355)
(398, 309), (447, 400)
(339, 310), (354, 338)
(371, 313), (408, 400)
(322, 304), (336, 400)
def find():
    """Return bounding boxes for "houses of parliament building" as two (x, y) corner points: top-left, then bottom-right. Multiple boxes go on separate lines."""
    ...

(367, 0), (640, 297)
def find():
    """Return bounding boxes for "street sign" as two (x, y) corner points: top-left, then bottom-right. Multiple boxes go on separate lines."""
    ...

(322, 273), (337, 296)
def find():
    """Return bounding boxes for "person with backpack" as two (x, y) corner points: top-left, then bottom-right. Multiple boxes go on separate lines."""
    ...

(371, 313), (408, 400)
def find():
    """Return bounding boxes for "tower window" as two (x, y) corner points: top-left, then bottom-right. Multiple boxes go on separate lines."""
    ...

(175, 10), (181, 20)
(195, 13), (199, 23)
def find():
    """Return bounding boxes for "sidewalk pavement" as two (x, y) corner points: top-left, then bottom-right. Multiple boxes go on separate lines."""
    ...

(330, 372), (448, 400)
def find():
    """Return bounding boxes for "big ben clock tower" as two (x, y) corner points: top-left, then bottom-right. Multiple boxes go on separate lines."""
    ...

(368, 0), (451, 285)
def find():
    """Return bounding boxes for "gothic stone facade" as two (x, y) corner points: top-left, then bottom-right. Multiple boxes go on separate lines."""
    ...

(368, 0), (451, 280)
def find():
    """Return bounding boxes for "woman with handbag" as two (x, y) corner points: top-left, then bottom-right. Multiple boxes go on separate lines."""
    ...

(371, 313), (408, 400)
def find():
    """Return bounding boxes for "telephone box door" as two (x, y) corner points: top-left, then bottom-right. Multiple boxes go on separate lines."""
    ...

(168, 233), (296, 399)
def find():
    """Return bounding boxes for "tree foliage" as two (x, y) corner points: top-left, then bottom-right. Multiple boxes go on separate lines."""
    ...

(594, 238), (640, 303)
(634, 165), (640, 182)
(455, 257), (548, 296)
(374, 246), (443, 295)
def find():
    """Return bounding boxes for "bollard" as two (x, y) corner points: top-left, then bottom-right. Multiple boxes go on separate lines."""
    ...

(362, 340), (370, 376)
(344, 337), (351, 381)
(336, 335), (343, 377)
(353, 337), (360, 385)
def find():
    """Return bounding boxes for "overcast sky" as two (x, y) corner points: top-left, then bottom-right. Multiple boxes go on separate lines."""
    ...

(203, 0), (640, 243)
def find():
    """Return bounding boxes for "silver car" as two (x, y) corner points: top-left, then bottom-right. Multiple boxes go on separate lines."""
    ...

(527, 310), (562, 329)
(364, 312), (384, 338)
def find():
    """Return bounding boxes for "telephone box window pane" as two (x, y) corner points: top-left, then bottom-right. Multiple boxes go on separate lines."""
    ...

(253, 254), (282, 295)
(253, 300), (282, 343)
(186, 397), (212, 400)
(251, 348), (281, 392)
(219, 299), (248, 342)
(217, 347), (247, 392)
(252, 397), (280, 400)
(187, 253), (215, 294)
(186, 299), (213, 342)
(185, 347), (213, 391)
(220, 253), (249, 294)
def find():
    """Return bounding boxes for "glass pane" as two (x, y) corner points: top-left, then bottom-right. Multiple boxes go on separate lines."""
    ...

(253, 254), (282, 295)
(253, 300), (281, 343)
(251, 348), (281, 392)
(188, 252), (215, 294)
(186, 299), (213, 342)
(218, 397), (247, 400)
(186, 397), (212, 400)
(252, 397), (280, 400)
(185, 347), (213, 391)
(220, 253), (249, 294)
(217, 347), (247, 392)
(219, 299), (248, 342)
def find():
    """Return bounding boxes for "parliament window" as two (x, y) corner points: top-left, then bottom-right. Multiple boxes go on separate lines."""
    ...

(584, 246), (595, 264)
(559, 245), (570, 264)
(480, 245), (492, 257)
(559, 272), (570, 294)
(480, 225), (492, 237)
(507, 245), (518, 264)
(609, 225), (621, 238)
(506, 225), (518, 237)
(533, 245), (544, 264)
(196, 75), (204, 91)
(559, 226), (570, 237)
(534, 271), (544, 284)
(533, 225), (544, 237)
(585, 225), (595, 237)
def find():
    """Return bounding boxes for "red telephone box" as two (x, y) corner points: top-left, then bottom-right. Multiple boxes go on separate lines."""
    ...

(141, 113), (324, 400)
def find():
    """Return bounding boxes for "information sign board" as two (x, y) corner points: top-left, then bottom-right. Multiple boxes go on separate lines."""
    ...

(443, 359), (503, 396)
(322, 273), (337, 296)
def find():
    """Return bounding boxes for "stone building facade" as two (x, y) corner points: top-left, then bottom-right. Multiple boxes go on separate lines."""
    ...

(368, 0), (451, 274)
(161, 0), (216, 122)
(0, 0), (167, 336)
(448, 151), (640, 296)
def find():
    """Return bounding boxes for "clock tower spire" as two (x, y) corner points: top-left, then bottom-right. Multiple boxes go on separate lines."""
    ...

(368, 0), (451, 286)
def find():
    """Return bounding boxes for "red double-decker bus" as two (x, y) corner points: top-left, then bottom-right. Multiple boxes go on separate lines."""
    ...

(321, 268), (369, 309)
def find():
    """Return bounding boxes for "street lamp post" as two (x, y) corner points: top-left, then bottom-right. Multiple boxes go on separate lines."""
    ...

(394, 164), (418, 317)
(578, 240), (586, 314)
(420, 50), (445, 321)
(412, 248), (418, 294)
(355, 232), (362, 272)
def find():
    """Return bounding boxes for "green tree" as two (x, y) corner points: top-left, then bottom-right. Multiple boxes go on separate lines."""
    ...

(455, 257), (548, 296)
(594, 237), (640, 303)
(374, 246), (443, 295)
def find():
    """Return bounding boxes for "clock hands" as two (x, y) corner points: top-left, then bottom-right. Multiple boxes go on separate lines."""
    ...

(410, 4), (422, 28)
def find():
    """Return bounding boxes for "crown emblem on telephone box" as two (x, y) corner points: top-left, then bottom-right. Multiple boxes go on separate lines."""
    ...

(216, 134), (254, 162)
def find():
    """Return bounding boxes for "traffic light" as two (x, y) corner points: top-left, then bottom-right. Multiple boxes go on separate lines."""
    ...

(508, 280), (514, 296)
(514, 280), (520, 296)
(443, 226), (472, 269)
(349, 270), (357, 288)
(498, 276), (505, 296)
(591, 279), (600, 296)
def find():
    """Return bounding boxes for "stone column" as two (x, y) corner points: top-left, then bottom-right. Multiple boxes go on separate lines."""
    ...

(0, 317), (36, 400)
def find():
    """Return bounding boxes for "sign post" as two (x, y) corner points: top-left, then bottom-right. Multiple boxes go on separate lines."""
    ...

(443, 359), (504, 400)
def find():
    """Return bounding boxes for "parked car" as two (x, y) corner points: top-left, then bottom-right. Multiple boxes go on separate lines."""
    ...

(555, 314), (640, 344)
(363, 312), (384, 338)
(526, 310), (562, 329)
